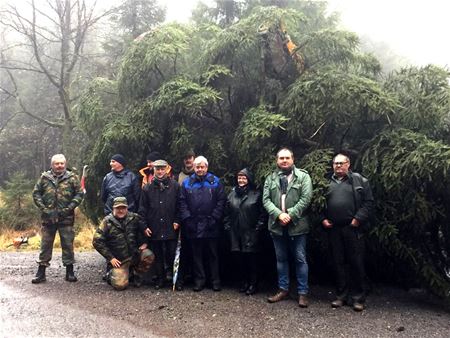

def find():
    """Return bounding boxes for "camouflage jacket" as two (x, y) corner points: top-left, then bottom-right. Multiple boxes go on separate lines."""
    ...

(92, 212), (145, 262)
(32, 170), (84, 226)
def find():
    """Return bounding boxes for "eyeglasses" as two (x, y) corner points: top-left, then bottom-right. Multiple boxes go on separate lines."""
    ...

(333, 161), (348, 166)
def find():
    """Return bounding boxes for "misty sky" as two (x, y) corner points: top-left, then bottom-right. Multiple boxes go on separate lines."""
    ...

(162, 0), (450, 68)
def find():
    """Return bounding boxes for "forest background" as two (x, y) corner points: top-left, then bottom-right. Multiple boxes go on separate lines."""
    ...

(0, 0), (449, 299)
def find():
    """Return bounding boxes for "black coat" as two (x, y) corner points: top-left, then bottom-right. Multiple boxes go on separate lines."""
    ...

(138, 178), (180, 241)
(225, 169), (266, 253)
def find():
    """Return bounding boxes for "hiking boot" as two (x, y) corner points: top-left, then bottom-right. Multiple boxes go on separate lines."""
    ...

(239, 282), (249, 293)
(246, 284), (257, 296)
(331, 299), (344, 308)
(267, 289), (289, 303)
(298, 295), (309, 308)
(353, 302), (365, 312)
(31, 265), (46, 284)
(65, 264), (78, 282)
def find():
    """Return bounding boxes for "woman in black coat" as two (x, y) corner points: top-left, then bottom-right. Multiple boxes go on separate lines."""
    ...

(225, 168), (265, 295)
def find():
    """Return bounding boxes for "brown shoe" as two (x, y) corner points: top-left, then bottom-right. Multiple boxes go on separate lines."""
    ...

(267, 289), (289, 303)
(331, 299), (344, 308)
(353, 302), (365, 312)
(298, 295), (309, 308)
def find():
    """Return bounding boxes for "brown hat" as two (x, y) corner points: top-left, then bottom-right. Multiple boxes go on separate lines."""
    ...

(113, 197), (128, 208)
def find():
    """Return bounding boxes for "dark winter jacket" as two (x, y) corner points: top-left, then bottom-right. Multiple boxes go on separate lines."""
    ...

(138, 178), (180, 241)
(92, 212), (145, 262)
(224, 169), (266, 252)
(321, 170), (374, 231)
(179, 172), (226, 239)
(32, 169), (84, 226)
(101, 169), (140, 215)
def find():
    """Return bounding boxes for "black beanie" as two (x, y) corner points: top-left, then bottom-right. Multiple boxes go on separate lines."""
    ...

(111, 154), (126, 166)
(146, 151), (161, 162)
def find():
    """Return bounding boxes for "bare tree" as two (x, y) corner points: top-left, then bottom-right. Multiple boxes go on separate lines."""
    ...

(0, 0), (110, 153)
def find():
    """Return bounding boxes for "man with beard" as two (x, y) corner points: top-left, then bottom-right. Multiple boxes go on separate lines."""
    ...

(31, 154), (84, 283)
(139, 159), (180, 289)
(177, 150), (195, 184)
(263, 148), (313, 308)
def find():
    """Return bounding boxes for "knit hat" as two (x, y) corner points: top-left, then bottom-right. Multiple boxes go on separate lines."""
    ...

(111, 154), (126, 166)
(113, 196), (128, 208)
(146, 151), (161, 162)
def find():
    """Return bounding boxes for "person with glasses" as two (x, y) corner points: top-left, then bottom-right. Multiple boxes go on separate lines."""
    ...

(321, 153), (374, 311)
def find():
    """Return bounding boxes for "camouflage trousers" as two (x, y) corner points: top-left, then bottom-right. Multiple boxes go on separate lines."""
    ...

(37, 224), (75, 267)
(110, 248), (155, 290)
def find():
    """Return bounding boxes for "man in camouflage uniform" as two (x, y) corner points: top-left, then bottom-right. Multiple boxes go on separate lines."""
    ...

(32, 154), (84, 284)
(93, 197), (155, 290)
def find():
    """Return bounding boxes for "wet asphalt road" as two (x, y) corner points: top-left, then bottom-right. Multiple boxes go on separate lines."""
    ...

(0, 251), (449, 338)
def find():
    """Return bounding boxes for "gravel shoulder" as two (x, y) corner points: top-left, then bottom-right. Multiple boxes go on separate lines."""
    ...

(0, 251), (449, 338)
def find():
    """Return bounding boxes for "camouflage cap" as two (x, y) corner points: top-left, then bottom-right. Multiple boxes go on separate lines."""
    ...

(113, 197), (128, 208)
(153, 159), (168, 167)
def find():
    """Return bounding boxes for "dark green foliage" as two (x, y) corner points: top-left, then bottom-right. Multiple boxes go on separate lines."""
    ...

(384, 65), (450, 138)
(0, 172), (40, 231)
(77, 1), (450, 297)
(361, 129), (450, 297)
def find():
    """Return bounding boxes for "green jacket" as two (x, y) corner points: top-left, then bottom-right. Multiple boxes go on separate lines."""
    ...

(92, 212), (143, 262)
(32, 170), (84, 226)
(263, 166), (313, 236)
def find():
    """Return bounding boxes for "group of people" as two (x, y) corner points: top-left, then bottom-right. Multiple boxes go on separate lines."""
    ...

(31, 148), (373, 312)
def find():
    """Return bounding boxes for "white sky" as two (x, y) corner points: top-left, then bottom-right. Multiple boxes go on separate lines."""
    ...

(161, 0), (450, 68)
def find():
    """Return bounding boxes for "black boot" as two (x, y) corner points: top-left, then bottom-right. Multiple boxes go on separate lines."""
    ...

(31, 265), (46, 284)
(65, 264), (78, 282)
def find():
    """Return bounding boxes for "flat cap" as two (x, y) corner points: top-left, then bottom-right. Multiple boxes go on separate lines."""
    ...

(153, 159), (168, 167)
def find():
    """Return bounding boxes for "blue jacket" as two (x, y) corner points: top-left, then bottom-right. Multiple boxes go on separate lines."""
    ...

(179, 172), (226, 239)
(101, 169), (140, 215)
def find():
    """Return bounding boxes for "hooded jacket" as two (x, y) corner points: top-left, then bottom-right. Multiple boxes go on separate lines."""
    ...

(224, 168), (266, 252)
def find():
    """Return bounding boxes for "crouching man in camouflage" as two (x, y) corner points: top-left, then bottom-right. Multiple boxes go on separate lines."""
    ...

(32, 154), (84, 284)
(93, 197), (155, 290)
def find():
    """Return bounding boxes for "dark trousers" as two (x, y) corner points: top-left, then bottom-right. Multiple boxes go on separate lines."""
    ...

(233, 252), (258, 286)
(328, 225), (367, 303)
(151, 240), (177, 282)
(191, 238), (220, 287)
(177, 236), (193, 285)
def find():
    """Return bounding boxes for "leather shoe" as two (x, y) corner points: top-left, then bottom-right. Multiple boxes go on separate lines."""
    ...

(267, 289), (289, 303)
(212, 284), (222, 292)
(298, 295), (309, 308)
(331, 299), (344, 308)
(246, 284), (257, 295)
(353, 302), (365, 312)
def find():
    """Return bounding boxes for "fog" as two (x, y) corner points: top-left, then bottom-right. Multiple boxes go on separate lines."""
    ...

(161, 0), (449, 68)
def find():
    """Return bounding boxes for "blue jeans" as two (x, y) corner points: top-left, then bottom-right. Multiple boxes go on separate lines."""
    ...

(271, 233), (309, 295)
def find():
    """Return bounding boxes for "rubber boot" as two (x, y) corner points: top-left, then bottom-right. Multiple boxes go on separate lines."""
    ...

(65, 264), (78, 282)
(31, 265), (46, 284)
